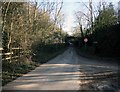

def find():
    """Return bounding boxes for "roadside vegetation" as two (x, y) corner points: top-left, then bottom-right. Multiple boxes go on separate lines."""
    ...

(2, 44), (67, 86)
(74, 1), (120, 59)
(0, 1), (67, 86)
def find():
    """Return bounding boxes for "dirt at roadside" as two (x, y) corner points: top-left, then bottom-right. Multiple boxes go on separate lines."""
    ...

(78, 69), (120, 92)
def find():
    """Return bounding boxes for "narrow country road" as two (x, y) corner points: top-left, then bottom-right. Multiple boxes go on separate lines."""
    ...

(3, 47), (119, 91)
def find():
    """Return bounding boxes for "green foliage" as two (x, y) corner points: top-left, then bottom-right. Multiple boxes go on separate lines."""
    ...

(76, 2), (120, 57)
(31, 43), (67, 63)
(1, 1), (66, 61)
(2, 61), (39, 86)
(94, 2), (117, 29)
(91, 3), (119, 57)
(1, 1), (66, 86)
(92, 24), (120, 57)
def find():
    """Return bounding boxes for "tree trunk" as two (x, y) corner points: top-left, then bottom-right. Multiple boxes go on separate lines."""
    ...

(2, 2), (11, 53)
(79, 23), (84, 38)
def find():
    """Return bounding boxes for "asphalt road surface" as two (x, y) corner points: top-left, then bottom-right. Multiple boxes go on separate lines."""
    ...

(2, 47), (119, 91)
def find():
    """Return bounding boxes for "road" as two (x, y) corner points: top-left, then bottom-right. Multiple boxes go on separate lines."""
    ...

(2, 47), (119, 91)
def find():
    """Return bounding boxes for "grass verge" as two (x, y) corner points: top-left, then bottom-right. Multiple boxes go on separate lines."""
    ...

(2, 61), (39, 86)
(75, 46), (120, 64)
(2, 46), (67, 86)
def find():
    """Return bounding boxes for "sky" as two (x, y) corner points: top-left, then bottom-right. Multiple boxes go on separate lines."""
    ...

(5, 0), (119, 35)
(61, 0), (120, 35)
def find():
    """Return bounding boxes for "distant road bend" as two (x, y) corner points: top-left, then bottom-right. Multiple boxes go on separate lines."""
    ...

(3, 47), (119, 91)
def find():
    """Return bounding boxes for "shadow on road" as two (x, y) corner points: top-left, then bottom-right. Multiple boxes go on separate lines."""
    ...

(2, 47), (120, 91)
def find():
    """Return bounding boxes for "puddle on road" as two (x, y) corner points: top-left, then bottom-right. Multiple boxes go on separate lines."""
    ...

(78, 65), (120, 91)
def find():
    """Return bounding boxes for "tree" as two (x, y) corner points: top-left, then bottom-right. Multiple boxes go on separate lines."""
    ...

(94, 2), (117, 29)
(1, 0), (66, 63)
(75, 12), (85, 38)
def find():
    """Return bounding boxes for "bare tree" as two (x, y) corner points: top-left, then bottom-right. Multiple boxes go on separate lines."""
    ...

(75, 12), (84, 38)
